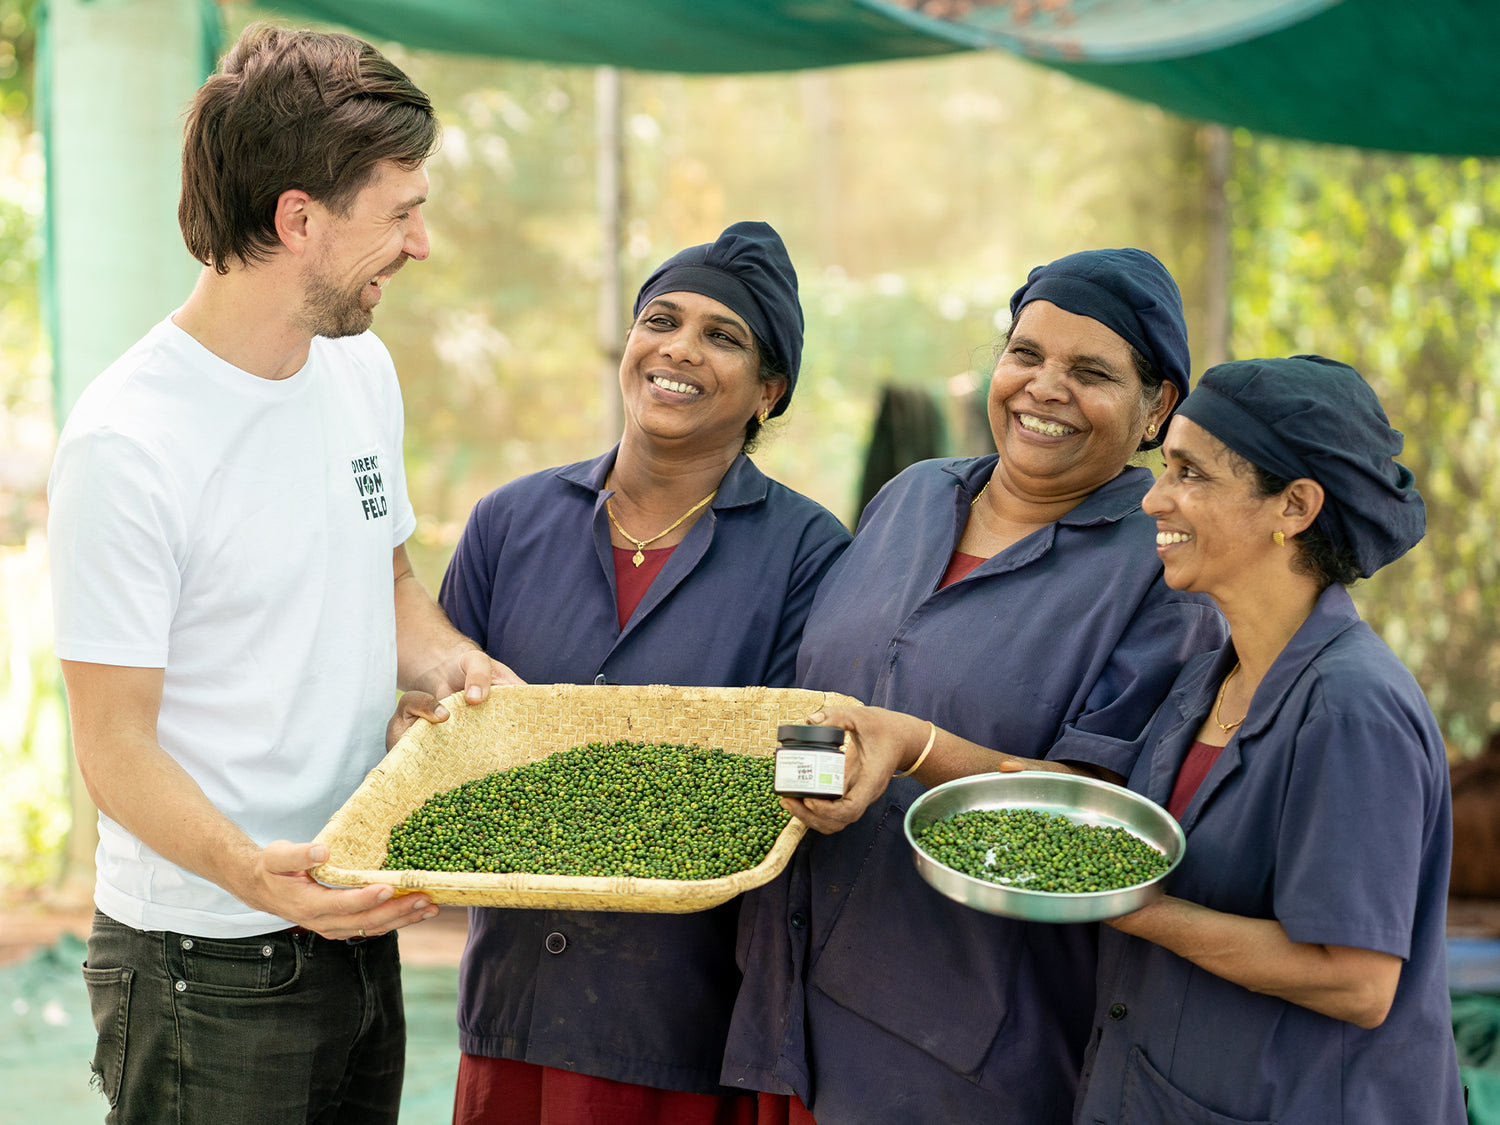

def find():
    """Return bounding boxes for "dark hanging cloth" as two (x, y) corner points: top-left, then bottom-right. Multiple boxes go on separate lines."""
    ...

(856, 384), (948, 525)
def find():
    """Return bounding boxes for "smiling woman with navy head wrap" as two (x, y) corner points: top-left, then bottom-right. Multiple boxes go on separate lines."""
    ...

(433, 221), (851, 1125)
(1175, 353), (1425, 580)
(1060, 354), (1462, 1125)
(726, 247), (1229, 1124)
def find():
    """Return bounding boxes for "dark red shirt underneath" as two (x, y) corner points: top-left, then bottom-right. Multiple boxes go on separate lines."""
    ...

(613, 545), (673, 629)
(1167, 739), (1226, 819)
(940, 551), (987, 588)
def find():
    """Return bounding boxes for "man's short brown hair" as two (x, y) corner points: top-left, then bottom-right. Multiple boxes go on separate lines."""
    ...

(178, 23), (439, 274)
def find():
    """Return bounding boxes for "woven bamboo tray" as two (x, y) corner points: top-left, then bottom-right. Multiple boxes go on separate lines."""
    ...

(311, 683), (859, 912)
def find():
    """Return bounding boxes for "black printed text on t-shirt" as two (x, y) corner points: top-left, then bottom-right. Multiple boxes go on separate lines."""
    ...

(351, 454), (389, 520)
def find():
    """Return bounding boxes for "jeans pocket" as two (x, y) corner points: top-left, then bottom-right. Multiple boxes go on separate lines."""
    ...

(82, 964), (133, 1107)
(166, 932), (301, 995)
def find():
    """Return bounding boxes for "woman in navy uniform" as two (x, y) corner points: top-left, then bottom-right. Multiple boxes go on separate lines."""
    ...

(726, 249), (1227, 1123)
(438, 221), (851, 1124)
(798, 356), (1464, 1125)
(1070, 355), (1464, 1124)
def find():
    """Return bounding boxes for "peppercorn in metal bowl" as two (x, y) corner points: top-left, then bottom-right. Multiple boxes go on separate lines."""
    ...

(904, 771), (1185, 923)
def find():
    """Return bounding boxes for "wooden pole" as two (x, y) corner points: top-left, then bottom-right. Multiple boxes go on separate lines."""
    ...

(596, 66), (625, 443)
(1202, 123), (1233, 369)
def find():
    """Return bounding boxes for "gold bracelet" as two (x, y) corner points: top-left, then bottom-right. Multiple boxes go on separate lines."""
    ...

(894, 721), (938, 778)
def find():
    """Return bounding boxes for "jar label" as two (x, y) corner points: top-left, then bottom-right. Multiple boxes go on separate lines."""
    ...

(773, 749), (845, 798)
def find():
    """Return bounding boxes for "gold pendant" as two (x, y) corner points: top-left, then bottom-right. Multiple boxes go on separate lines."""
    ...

(632, 550), (645, 567)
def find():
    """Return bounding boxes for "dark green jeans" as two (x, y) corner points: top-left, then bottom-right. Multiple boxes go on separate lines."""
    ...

(83, 910), (405, 1124)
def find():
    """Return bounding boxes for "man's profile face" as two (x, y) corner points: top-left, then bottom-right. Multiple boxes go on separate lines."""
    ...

(298, 162), (431, 339)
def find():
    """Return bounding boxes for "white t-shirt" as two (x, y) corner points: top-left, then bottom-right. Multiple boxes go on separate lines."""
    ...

(48, 316), (417, 937)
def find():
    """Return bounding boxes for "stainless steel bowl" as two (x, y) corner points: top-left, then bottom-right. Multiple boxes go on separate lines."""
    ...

(904, 770), (1185, 923)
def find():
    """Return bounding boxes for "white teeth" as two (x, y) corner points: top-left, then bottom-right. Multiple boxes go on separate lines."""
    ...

(652, 376), (700, 395)
(1156, 531), (1191, 545)
(1017, 413), (1076, 437)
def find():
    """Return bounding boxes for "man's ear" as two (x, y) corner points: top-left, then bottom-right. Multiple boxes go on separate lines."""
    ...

(274, 189), (315, 255)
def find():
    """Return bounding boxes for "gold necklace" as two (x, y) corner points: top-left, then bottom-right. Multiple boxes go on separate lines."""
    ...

(606, 489), (718, 566)
(1213, 662), (1246, 734)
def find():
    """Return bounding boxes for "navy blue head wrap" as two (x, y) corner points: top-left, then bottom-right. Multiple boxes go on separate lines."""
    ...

(632, 220), (803, 418)
(1009, 248), (1191, 413)
(1179, 355), (1425, 578)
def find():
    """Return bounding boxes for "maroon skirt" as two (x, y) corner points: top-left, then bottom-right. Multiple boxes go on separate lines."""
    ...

(454, 1055), (789, 1125)
(752, 1093), (818, 1125)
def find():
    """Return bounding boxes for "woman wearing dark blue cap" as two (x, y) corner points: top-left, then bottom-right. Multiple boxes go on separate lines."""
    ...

(785, 355), (1465, 1123)
(1069, 355), (1465, 1124)
(725, 249), (1228, 1123)
(436, 221), (850, 1123)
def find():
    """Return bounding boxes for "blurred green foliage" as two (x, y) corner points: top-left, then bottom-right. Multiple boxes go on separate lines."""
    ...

(0, 0), (42, 545)
(0, 0), (33, 121)
(1228, 136), (1500, 751)
(0, 0), (63, 896)
(0, 537), (69, 891)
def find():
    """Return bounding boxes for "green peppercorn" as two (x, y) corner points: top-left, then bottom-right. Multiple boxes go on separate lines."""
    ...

(914, 807), (1169, 894)
(382, 740), (790, 881)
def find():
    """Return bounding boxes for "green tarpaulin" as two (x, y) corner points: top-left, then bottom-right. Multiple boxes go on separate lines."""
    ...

(259, 0), (1500, 156)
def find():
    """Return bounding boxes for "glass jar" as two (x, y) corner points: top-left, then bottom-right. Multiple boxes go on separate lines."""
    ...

(773, 723), (846, 799)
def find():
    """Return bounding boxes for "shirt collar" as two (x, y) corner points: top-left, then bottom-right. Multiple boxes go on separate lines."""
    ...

(940, 456), (1153, 528)
(560, 446), (768, 508)
(1168, 583), (1364, 740)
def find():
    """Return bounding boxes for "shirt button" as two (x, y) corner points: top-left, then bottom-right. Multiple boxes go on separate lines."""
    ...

(544, 932), (568, 955)
(790, 912), (808, 930)
(1108, 1003), (1127, 1021)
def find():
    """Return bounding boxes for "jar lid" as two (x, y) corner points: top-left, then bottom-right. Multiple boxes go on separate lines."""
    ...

(776, 723), (845, 746)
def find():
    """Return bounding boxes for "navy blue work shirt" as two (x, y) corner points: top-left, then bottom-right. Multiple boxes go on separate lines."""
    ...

(1075, 584), (1465, 1125)
(438, 447), (850, 1094)
(724, 455), (1227, 1123)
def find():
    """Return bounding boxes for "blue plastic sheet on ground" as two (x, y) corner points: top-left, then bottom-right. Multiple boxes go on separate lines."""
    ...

(1446, 935), (1500, 1124)
(10, 934), (1498, 1123)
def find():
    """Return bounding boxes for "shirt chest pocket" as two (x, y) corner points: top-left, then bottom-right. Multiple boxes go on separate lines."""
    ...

(1119, 1045), (1276, 1125)
(806, 801), (1025, 1078)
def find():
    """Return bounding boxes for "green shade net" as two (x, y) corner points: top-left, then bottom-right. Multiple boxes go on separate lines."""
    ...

(262, 0), (965, 73)
(259, 0), (1500, 156)
(1045, 1), (1500, 156)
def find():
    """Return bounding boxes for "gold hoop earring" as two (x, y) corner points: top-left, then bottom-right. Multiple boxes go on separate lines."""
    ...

(1272, 531), (1285, 547)
(757, 410), (769, 425)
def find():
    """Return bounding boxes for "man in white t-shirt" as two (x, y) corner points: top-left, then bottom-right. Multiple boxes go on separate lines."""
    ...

(46, 24), (518, 1124)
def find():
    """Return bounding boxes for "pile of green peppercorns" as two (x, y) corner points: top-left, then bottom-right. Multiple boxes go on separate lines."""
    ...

(914, 807), (1170, 894)
(382, 740), (791, 880)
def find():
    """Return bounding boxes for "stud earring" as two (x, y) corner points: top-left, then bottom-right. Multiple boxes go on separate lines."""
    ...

(1145, 423), (1158, 440)
(1273, 531), (1285, 547)
(757, 410), (769, 425)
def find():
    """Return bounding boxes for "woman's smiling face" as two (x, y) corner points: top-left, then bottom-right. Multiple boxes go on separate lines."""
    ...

(619, 291), (782, 452)
(986, 301), (1173, 505)
(1144, 415), (1284, 597)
